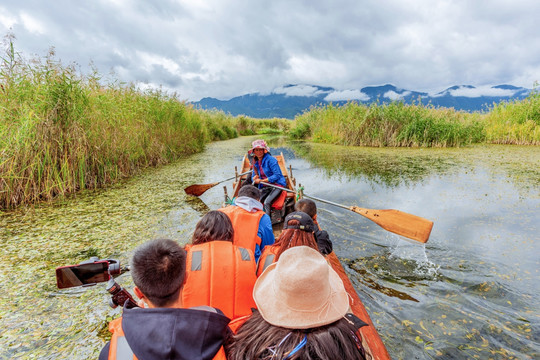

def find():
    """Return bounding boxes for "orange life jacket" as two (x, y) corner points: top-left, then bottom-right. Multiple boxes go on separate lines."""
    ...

(183, 241), (257, 319)
(219, 205), (264, 252)
(107, 317), (227, 360)
(256, 244), (279, 277)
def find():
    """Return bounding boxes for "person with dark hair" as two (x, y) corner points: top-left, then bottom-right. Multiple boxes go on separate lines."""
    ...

(219, 184), (274, 262)
(99, 238), (231, 360)
(227, 246), (367, 360)
(191, 210), (234, 245)
(256, 211), (319, 276)
(249, 139), (287, 216)
(295, 198), (333, 255)
(182, 211), (257, 320)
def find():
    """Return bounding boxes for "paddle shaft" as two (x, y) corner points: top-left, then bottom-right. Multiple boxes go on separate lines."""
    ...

(215, 170), (252, 184)
(184, 170), (252, 196)
(259, 182), (432, 243)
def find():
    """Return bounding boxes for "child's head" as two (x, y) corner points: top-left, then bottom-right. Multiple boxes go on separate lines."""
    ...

(131, 239), (186, 307)
(295, 198), (317, 219)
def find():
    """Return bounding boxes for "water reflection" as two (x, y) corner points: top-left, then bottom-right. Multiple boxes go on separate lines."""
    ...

(289, 141), (540, 193)
(280, 140), (539, 359)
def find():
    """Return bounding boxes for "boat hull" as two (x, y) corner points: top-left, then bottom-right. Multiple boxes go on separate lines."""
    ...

(228, 153), (390, 359)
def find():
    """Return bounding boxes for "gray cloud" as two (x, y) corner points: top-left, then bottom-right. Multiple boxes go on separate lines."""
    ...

(1, 0), (539, 101)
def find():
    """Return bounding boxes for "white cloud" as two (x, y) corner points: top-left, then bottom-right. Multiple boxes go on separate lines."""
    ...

(273, 85), (328, 97)
(136, 51), (180, 74)
(19, 12), (45, 35)
(1, 0), (539, 101)
(0, 9), (17, 29)
(324, 90), (370, 102)
(285, 56), (348, 85)
(449, 86), (518, 98)
(384, 90), (411, 100)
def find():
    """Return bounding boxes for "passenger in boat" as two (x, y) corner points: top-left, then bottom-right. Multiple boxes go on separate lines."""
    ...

(182, 210), (257, 320)
(219, 184), (275, 262)
(249, 139), (287, 217)
(256, 211), (320, 276)
(227, 246), (367, 360)
(295, 198), (333, 255)
(99, 238), (231, 360)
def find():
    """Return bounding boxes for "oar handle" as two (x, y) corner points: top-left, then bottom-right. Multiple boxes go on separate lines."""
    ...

(257, 181), (296, 193)
(254, 184), (354, 211)
(221, 170), (252, 183)
(302, 194), (351, 210)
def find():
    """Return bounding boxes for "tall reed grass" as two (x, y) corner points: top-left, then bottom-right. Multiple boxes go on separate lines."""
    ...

(483, 89), (540, 145)
(0, 39), (288, 209)
(291, 101), (485, 147)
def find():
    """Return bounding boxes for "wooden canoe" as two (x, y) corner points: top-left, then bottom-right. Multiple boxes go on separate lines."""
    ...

(226, 154), (390, 359)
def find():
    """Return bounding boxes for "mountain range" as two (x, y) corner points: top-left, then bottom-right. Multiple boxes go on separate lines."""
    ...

(193, 84), (533, 119)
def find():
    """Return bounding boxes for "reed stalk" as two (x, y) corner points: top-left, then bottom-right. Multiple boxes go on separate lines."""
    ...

(0, 39), (288, 209)
(291, 93), (539, 147)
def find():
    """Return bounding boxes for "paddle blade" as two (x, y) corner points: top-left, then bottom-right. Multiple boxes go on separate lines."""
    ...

(184, 182), (218, 196)
(350, 206), (433, 243)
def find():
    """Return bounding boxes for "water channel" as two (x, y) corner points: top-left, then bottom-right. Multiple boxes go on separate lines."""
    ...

(0, 136), (538, 359)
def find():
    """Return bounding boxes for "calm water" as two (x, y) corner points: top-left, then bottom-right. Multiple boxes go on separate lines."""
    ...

(0, 136), (538, 359)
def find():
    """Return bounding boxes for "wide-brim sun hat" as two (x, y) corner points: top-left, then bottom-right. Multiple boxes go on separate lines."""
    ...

(251, 139), (270, 152)
(253, 246), (349, 329)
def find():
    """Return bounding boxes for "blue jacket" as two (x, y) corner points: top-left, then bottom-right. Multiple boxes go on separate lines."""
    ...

(256, 213), (275, 262)
(253, 153), (286, 188)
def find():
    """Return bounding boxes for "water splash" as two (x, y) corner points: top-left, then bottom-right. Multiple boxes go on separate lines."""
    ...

(387, 234), (441, 279)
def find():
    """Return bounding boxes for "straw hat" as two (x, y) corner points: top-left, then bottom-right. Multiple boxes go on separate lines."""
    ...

(253, 246), (349, 329)
(251, 139), (270, 152)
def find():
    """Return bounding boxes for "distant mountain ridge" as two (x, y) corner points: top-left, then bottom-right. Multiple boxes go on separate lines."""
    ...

(193, 84), (533, 119)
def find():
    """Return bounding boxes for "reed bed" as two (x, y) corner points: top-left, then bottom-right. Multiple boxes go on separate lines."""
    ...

(291, 90), (540, 147)
(483, 90), (540, 145)
(0, 42), (287, 209)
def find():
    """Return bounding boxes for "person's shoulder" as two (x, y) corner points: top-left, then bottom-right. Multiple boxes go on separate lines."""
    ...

(265, 153), (278, 163)
(315, 230), (332, 255)
(316, 228), (329, 238)
(259, 213), (272, 225)
(98, 342), (110, 360)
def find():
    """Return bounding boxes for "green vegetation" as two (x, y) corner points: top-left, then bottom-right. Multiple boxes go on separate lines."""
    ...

(0, 40), (290, 209)
(484, 89), (540, 144)
(290, 92), (540, 147)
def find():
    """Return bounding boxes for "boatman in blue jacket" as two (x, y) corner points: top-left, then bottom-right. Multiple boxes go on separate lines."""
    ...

(249, 139), (287, 217)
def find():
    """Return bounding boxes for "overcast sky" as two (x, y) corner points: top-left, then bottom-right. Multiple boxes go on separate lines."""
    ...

(1, 0), (538, 101)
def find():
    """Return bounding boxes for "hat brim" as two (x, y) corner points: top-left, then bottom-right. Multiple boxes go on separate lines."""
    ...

(251, 146), (268, 151)
(253, 262), (350, 329)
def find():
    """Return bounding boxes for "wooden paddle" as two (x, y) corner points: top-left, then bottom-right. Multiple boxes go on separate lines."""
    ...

(184, 171), (251, 196)
(258, 182), (433, 243)
(302, 194), (433, 243)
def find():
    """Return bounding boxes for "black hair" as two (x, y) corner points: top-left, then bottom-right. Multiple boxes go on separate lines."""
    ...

(238, 184), (261, 201)
(192, 210), (234, 244)
(295, 198), (317, 219)
(131, 238), (186, 307)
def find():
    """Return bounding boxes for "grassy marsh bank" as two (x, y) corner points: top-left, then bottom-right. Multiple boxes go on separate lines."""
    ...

(0, 42), (289, 209)
(290, 92), (540, 147)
